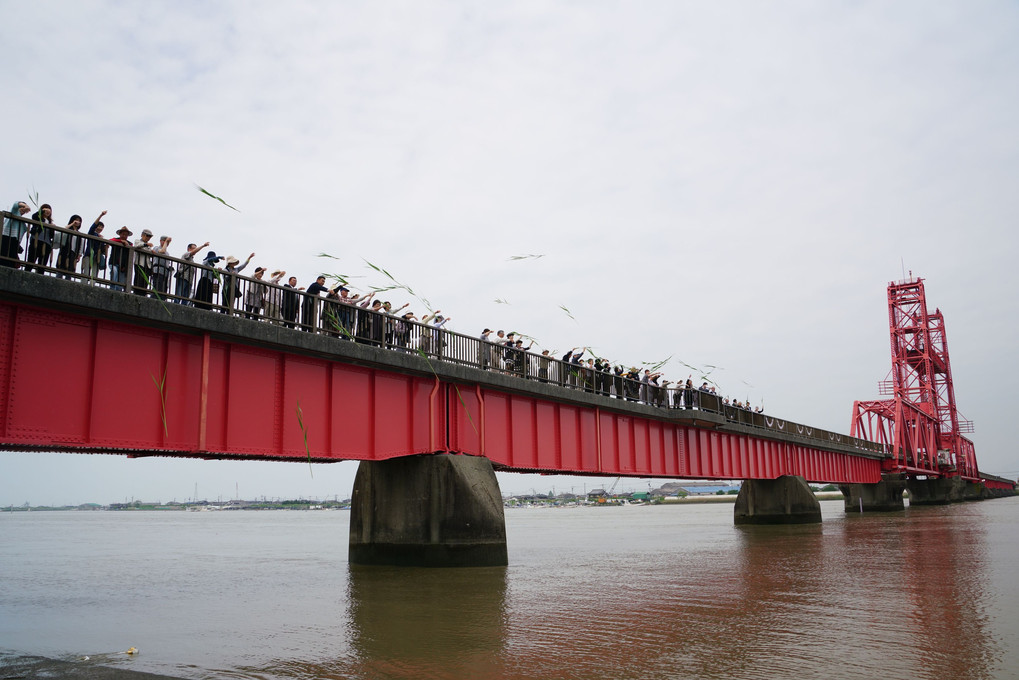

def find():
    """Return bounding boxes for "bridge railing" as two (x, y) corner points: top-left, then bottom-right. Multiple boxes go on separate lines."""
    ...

(1, 211), (887, 456)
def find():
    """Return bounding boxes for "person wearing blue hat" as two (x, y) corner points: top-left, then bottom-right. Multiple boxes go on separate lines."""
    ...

(193, 250), (224, 310)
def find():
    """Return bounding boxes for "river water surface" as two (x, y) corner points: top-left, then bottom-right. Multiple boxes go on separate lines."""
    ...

(2, 499), (1018, 679)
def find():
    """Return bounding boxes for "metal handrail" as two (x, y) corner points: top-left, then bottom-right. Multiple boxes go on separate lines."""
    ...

(1, 210), (888, 456)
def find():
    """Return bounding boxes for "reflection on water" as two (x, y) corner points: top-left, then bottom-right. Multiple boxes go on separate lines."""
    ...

(897, 507), (996, 679)
(346, 566), (508, 679)
(1, 500), (1017, 680)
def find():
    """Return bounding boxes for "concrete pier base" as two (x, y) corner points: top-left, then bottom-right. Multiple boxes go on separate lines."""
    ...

(349, 453), (508, 567)
(905, 476), (967, 505)
(734, 475), (821, 525)
(904, 479), (990, 505)
(840, 474), (906, 512)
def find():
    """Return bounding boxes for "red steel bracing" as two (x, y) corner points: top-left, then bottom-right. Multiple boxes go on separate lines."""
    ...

(852, 277), (980, 480)
(0, 300), (884, 484)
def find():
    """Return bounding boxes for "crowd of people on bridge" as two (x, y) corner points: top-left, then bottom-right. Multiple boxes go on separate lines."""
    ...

(2, 199), (763, 414)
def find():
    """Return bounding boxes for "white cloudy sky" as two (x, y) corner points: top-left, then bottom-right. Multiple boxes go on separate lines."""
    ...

(2, 1), (1017, 505)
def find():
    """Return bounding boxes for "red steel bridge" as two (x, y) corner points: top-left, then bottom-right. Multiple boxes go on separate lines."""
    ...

(0, 234), (1013, 494)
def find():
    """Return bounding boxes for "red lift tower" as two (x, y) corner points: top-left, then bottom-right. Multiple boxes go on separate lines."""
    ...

(851, 276), (979, 480)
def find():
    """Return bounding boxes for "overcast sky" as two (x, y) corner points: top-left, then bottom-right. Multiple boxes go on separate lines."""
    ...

(2, 1), (1017, 506)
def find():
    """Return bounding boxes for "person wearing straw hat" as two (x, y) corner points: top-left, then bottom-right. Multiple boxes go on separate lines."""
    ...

(108, 226), (133, 291)
(222, 252), (254, 313)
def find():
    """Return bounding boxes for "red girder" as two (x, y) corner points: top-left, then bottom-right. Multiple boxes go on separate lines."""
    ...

(0, 300), (883, 484)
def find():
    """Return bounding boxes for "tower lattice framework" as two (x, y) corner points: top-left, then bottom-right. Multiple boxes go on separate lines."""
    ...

(851, 277), (978, 479)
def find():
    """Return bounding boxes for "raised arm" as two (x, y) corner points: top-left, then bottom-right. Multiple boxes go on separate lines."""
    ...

(91, 210), (107, 229)
(188, 241), (210, 257)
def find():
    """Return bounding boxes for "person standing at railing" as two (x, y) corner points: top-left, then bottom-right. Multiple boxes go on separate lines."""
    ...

(263, 269), (285, 321)
(420, 310), (450, 358)
(108, 226), (132, 291)
(381, 301), (409, 346)
(222, 253), (254, 313)
(281, 276), (300, 327)
(649, 371), (665, 406)
(561, 348), (584, 387)
(243, 267), (268, 319)
(321, 287), (343, 335)
(538, 349), (552, 383)
(432, 313), (451, 360)
(392, 311), (415, 350)
(516, 339), (534, 377)
(354, 292), (378, 342)
(26, 204), (55, 273)
(302, 275), (328, 329)
(479, 329), (494, 369)
(333, 286), (361, 336)
(150, 236), (172, 295)
(491, 330), (508, 371)
(53, 215), (83, 279)
(595, 358), (612, 396)
(82, 211), (108, 281)
(502, 332), (519, 373)
(193, 251), (224, 310)
(172, 242), (210, 304)
(362, 298), (385, 345)
(132, 229), (155, 295)
(623, 367), (640, 401)
(581, 358), (596, 392)
(2, 201), (31, 268)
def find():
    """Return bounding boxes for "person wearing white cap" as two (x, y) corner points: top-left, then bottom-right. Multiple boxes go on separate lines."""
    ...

(132, 229), (155, 295)
(150, 235), (173, 295)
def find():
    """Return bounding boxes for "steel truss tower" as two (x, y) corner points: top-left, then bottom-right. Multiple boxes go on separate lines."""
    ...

(851, 277), (978, 479)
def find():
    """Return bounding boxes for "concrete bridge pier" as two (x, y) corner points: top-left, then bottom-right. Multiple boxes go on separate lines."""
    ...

(905, 476), (969, 505)
(734, 475), (822, 525)
(839, 474), (906, 512)
(349, 453), (508, 567)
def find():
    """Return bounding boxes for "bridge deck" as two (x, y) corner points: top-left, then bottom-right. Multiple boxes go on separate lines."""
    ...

(2, 267), (888, 484)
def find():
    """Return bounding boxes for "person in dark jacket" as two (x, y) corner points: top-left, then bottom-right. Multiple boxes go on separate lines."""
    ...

(281, 276), (300, 328)
(82, 211), (108, 280)
(193, 251), (224, 310)
(302, 275), (329, 329)
(26, 204), (55, 273)
(53, 214), (83, 279)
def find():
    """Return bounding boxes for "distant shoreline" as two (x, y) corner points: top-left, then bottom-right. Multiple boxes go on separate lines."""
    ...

(662, 491), (845, 504)
(3, 492), (848, 512)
